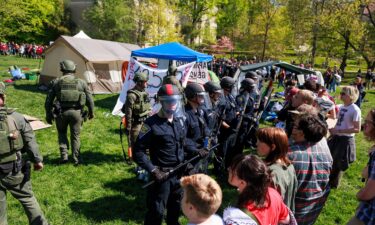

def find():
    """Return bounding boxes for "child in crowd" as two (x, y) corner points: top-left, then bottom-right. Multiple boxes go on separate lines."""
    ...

(224, 154), (291, 225)
(256, 127), (298, 212)
(180, 173), (224, 225)
(347, 109), (375, 225)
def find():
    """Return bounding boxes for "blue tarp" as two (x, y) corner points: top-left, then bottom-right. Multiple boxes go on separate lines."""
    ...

(131, 42), (213, 62)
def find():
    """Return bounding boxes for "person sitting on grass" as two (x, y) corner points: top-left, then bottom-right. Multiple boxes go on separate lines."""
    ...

(224, 154), (291, 225)
(347, 109), (375, 225)
(180, 173), (224, 225)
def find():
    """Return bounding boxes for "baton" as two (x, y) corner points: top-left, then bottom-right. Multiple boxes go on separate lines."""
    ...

(142, 143), (220, 189)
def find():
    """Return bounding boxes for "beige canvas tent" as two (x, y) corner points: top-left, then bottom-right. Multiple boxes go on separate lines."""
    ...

(73, 30), (91, 39)
(40, 35), (140, 94)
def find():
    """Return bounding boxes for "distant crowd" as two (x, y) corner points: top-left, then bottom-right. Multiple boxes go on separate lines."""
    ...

(0, 41), (47, 58)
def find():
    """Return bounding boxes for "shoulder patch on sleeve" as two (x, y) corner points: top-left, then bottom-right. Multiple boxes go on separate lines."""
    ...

(138, 123), (151, 139)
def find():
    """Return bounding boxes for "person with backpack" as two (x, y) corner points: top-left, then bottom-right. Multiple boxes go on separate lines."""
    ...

(45, 59), (94, 165)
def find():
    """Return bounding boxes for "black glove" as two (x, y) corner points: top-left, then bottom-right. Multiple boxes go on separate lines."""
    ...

(198, 148), (209, 158)
(46, 114), (53, 125)
(88, 113), (94, 120)
(152, 168), (168, 183)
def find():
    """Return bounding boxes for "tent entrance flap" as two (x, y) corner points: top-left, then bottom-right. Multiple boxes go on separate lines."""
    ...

(91, 63), (122, 93)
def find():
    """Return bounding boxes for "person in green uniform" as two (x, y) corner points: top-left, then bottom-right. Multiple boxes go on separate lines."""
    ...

(121, 72), (151, 160)
(0, 82), (48, 225)
(162, 64), (186, 104)
(45, 59), (94, 165)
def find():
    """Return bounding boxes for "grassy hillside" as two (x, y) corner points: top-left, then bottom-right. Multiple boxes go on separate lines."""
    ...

(1, 55), (373, 224)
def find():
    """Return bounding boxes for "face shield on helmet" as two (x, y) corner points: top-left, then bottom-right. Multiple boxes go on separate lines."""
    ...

(159, 95), (184, 117)
(196, 92), (212, 110)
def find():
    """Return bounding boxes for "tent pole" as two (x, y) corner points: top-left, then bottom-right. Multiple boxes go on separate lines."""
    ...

(86, 61), (95, 96)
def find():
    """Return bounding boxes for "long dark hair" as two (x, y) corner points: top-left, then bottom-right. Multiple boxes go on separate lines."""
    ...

(256, 127), (291, 166)
(229, 154), (271, 208)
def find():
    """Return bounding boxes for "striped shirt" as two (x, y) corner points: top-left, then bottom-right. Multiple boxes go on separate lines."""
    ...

(288, 139), (333, 225)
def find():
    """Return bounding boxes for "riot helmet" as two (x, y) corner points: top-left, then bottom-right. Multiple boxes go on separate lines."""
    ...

(185, 83), (211, 109)
(220, 76), (235, 91)
(133, 72), (149, 83)
(204, 81), (222, 104)
(204, 81), (222, 94)
(245, 71), (258, 79)
(241, 78), (257, 92)
(60, 59), (76, 73)
(157, 84), (184, 117)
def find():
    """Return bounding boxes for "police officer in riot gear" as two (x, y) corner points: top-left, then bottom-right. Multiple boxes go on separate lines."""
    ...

(204, 81), (222, 109)
(216, 76), (238, 171)
(245, 71), (261, 112)
(121, 72), (151, 160)
(0, 82), (48, 225)
(133, 84), (188, 225)
(203, 81), (223, 150)
(246, 71), (263, 91)
(184, 83), (210, 174)
(230, 78), (258, 160)
(45, 59), (94, 165)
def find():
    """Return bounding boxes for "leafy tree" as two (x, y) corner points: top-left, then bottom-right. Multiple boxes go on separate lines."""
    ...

(0, 0), (67, 43)
(357, 1), (375, 69)
(144, 0), (182, 45)
(319, 0), (365, 75)
(83, 0), (136, 43)
(216, 0), (249, 50)
(178, 0), (220, 45)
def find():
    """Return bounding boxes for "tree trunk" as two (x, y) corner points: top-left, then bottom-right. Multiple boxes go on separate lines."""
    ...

(311, 1), (319, 67)
(261, 22), (270, 61)
(340, 31), (350, 78)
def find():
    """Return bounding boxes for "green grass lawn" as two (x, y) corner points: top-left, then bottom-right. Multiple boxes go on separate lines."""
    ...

(1, 55), (374, 224)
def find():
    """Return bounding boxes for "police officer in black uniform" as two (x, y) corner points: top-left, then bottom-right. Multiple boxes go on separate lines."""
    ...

(245, 71), (262, 112)
(203, 81), (222, 135)
(230, 78), (257, 160)
(184, 83), (210, 174)
(216, 76), (238, 171)
(133, 84), (188, 225)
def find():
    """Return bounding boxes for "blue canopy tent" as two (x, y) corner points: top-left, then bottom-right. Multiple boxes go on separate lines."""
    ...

(131, 42), (213, 62)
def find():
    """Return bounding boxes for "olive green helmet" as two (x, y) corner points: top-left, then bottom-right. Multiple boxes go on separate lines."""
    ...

(133, 72), (149, 83)
(60, 59), (76, 73)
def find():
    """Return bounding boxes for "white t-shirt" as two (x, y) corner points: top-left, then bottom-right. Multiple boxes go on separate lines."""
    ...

(223, 207), (258, 225)
(335, 103), (361, 137)
(187, 214), (224, 225)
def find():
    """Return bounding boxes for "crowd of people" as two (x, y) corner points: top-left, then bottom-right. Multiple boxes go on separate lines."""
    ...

(0, 41), (46, 58)
(127, 61), (373, 225)
(1, 57), (374, 225)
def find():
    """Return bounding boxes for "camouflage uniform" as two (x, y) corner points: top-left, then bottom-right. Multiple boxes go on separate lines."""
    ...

(0, 83), (48, 225)
(162, 64), (185, 102)
(45, 60), (94, 165)
(121, 72), (151, 149)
